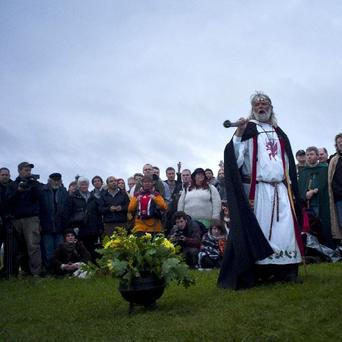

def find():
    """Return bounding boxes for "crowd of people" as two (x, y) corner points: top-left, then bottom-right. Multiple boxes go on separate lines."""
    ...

(0, 161), (230, 278)
(0, 107), (341, 285)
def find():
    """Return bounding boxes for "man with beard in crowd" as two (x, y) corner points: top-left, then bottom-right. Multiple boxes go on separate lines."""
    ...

(218, 92), (303, 290)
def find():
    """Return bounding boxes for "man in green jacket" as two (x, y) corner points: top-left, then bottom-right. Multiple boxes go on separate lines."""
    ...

(298, 146), (335, 249)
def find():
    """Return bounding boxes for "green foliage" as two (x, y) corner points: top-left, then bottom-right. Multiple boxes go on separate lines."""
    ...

(84, 229), (194, 288)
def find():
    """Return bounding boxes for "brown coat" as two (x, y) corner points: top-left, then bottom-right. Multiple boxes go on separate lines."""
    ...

(328, 154), (342, 239)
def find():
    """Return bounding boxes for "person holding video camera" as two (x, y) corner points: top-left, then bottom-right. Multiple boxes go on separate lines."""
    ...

(168, 211), (202, 268)
(7, 162), (42, 276)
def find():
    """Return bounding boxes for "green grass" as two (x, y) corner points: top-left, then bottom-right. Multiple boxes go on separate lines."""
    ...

(1, 263), (342, 341)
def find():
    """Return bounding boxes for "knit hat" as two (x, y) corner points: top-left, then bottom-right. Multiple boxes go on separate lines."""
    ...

(191, 168), (207, 180)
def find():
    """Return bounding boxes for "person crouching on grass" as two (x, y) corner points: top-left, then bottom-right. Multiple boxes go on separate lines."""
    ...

(198, 220), (227, 270)
(128, 176), (168, 236)
(168, 211), (202, 268)
(52, 229), (91, 277)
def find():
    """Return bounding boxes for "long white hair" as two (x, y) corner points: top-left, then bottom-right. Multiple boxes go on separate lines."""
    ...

(248, 91), (278, 127)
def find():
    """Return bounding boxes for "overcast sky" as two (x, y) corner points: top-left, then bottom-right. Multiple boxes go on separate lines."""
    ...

(1, 0), (341, 185)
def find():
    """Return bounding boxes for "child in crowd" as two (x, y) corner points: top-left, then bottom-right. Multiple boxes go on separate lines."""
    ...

(197, 219), (227, 270)
(221, 201), (231, 234)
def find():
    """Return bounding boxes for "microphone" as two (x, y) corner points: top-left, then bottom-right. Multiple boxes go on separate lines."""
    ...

(223, 118), (247, 128)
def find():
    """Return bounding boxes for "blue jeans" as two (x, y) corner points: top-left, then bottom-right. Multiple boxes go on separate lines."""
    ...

(41, 234), (63, 269)
(336, 200), (342, 227)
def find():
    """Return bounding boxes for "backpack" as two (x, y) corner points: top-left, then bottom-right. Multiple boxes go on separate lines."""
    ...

(137, 192), (162, 220)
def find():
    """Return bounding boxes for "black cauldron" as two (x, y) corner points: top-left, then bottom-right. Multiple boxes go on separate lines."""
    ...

(119, 274), (165, 312)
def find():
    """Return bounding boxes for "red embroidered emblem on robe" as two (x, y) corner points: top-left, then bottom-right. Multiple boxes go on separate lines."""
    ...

(266, 140), (278, 160)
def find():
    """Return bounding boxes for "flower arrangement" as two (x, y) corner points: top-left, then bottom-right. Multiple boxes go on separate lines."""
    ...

(87, 229), (194, 288)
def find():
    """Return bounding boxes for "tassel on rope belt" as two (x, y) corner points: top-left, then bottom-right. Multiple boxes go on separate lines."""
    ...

(258, 180), (285, 241)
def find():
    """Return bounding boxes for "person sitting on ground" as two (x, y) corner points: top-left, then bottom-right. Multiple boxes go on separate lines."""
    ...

(52, 229), (91, 276)
(198, 219), (227, 270)
(128, 175), (168, 235)
(168, 211), (202, 268)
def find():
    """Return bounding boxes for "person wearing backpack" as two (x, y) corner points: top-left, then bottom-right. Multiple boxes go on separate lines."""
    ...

(128, 176), (167, 235)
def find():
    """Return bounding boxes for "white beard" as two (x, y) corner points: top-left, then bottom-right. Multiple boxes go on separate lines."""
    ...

(253, 107), (272, 123)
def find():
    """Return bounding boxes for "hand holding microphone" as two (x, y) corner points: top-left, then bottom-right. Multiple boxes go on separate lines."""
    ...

(223, 117), (248, 137)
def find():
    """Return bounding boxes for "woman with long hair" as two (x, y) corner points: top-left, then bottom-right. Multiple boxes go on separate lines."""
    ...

(177, 168), (221, 229)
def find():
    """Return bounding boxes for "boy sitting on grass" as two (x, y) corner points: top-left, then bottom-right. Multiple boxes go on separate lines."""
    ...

(52, 229), (91, 277)
(198, 219), (227, 270)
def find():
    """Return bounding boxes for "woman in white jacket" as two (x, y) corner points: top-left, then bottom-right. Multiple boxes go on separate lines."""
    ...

(177, 168), (221, 228)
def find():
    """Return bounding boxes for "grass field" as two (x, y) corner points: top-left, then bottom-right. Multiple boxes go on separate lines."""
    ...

(1, 263), (342, 341)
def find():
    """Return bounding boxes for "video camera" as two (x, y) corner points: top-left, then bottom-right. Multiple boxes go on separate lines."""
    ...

(18, 174), (40, 190)
(171, 227), (186, 244)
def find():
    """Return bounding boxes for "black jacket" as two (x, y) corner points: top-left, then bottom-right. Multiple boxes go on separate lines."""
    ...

(6, 177), (41, 219)
(39, 184), (69, 234)
(97, 189), (129, 224)
(0, 180), (13, 218)
(64, 191), (103, 238)
(168, 217), (202, 249)
(52, 241), (91, 275)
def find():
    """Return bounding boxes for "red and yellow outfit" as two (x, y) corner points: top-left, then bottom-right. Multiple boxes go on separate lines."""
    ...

(128, 193), (167, 233)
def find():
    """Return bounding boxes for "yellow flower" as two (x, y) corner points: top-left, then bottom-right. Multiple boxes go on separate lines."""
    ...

(141, 233), (152, 241)
(162, 239), (176, 253)
(104, 238), (122, 249)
